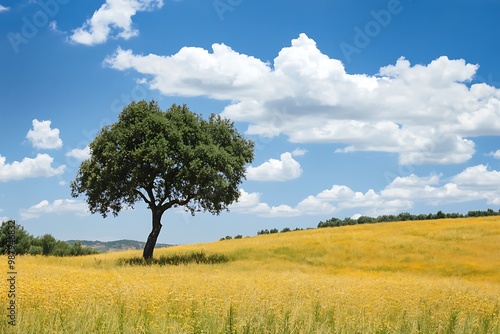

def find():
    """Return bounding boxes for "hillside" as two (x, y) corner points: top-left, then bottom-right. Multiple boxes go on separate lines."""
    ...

(7, 217), (500, 333)
(162, 216), (500, 279)
(66, 239), (174, 253)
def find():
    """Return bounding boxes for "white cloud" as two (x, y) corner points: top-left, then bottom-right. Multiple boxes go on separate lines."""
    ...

(246, 152), (302, 181)
(310, 185), (412, 215)
(69, 0), (163, 45)
(66, 146), (91, 161)
(488, 150), (500, 159)
(105, 34), (500, 165)
(451, 164), (500, 191)
(26, 119), (63, 149)
(0, 4), (9, 12)
(380, 174), (441, 199)
(232, 165), (500, 218)
(291, 148), (307, 156)
(295, 195), (337, 215)
(20, 199), (89, 219)
(0, 154), (66, 182)
(381, 165), (500, 205)
(230, 189), (299, 217)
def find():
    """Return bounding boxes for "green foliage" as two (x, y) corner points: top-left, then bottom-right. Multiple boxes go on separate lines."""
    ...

(467, 208), (499, 217)
(28, 245), (43, 255)
(71, 100), (254, 218)
(71, 100), (254, 259)
(118, 251), (230, 266)
(225, 304), (237, 334)
(0, 220), (97, 256)
(0, 220), (33, 255)
(317, 209), (500, 229)
(40, 234), (56, 255)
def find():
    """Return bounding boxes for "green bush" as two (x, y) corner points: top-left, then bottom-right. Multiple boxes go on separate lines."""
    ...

(0, 221), (97, 256)
(118, 251), (230, 266)
(0, 221), (33, 255)
(28, 245), (43, 255)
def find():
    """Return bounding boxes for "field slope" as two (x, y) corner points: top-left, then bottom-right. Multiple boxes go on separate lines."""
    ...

(3, 217), (499, 333)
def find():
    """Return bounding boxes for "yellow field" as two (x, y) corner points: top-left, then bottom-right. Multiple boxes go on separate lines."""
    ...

(2, 217), (499, 333)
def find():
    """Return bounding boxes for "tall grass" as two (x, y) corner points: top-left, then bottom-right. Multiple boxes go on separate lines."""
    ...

(1, 217), (498, 333)
(117, 251), (230, 266)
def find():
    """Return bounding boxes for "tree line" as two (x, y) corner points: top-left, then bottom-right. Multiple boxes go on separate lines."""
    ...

(0, 221), (98, 256)
(317, 208), (500, 228)
(219, 208), (500, 240)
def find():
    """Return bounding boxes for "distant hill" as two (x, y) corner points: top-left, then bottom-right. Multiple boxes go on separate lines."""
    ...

(66, 239), (174, 253)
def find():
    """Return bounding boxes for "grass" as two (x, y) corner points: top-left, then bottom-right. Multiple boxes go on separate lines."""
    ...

(117, 251), (230, 266)
(1, 217), (499, 333)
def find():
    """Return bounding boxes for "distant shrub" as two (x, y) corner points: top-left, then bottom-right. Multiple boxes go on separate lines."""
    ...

(234, 235), (243, 239)
(28, 245), (43, 255)
(0, 221), (97, 256)
(269, 228), (279, 234)
(280, 228), (291, 233)
(317, 209), (498, 229)
(118, 251), (230, 266)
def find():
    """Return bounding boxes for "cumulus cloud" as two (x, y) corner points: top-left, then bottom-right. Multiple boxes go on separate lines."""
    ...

(488, 150), (500, 159)
(230, 189), (299, 217)
(232, 165), (500, 218)
(26, 119), (63, 149)
(450, 165), (500, 192)
(20, 199), (89, 219)
(0, 154), (65, 182)
(69, 0), (163, 45)
(66, 146), (91, 161)
(246, 152), (302, 181)
(105, 33), (500, 165)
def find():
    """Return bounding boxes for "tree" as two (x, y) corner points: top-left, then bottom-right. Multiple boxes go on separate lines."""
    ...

(40, 234), (56, 256)
(71, 100), (254, 260)
(0, 221), (33, 255)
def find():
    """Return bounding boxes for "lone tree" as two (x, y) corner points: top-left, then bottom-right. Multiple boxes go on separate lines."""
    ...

(71, 100), (254, 260)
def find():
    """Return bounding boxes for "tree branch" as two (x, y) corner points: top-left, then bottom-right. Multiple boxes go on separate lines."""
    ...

(160, 196), (193, 213)
(144, 177), (157, 207)
(134, 189), (151, 206)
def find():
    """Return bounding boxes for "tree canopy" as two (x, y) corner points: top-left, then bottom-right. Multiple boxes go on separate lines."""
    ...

(71, 100), (254, 259)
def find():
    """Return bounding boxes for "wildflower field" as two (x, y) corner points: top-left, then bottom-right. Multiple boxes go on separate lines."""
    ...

(2, 217), (499, 333)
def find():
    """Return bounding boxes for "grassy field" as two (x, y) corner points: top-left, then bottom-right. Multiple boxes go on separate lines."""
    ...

(2, 217), (499, 333)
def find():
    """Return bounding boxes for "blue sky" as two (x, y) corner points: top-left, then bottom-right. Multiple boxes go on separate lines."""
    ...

(1, 0), (500, 245)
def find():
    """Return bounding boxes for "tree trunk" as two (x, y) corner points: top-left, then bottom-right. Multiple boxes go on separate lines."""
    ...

(143, 209), (163, 260)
